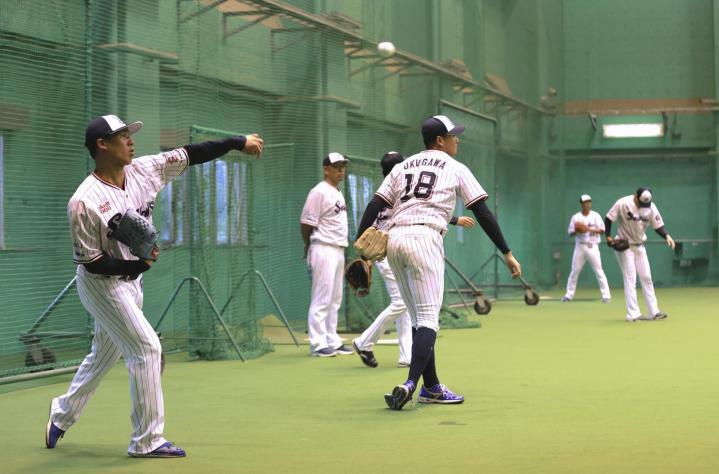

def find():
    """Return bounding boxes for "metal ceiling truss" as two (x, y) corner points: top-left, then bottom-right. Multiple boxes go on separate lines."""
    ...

(177, 0), (546, 115)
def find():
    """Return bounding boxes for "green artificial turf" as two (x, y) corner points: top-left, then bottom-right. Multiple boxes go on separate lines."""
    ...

(1, 288), (717, 473)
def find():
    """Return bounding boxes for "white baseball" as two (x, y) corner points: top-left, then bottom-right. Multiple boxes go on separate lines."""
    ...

(377, 41), (396, 58)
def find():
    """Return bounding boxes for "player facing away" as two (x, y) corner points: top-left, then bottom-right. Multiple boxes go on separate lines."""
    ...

(352, 151), (476, 368)
(300, 153), (355, 357)
(46, 114), (263, 457)
(562, 194), (611, 303)
(605, 187), (675, 322)
(356, 115), (521, 410)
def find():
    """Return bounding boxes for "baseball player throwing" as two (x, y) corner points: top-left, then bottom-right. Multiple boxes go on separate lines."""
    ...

(356, 115), (521, 410)
(352, 152), (475, 368)
(605, 187), (675, 321)
(562, 194), (611, 303)
(300, 153), (354, 357)
(46, 114), (263, 457)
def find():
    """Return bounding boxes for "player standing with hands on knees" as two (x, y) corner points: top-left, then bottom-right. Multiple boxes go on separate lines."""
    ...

(605, 187), (675, 322)
(300, 153), (355, 358)
(355, 115), (521, 410)
(46, 115), (262, 457)
(562, 194), (611, 303)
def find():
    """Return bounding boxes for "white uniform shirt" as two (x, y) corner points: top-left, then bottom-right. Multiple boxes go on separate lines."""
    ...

(301, 181), (349, 247)
(69, 148), (189, 264)
(568, 210), (604, 245)
(375, 150), (487, 232)
(606, 195), (665, 244)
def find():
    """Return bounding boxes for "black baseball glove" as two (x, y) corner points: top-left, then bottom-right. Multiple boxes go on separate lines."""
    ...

(107, 209), (159, 261)
(345, 259), (372, 297)
(608, 238), (630, 252)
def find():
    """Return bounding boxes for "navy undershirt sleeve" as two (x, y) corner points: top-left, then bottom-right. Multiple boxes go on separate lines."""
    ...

(184, 136), (246, 166)
(468, 200), (510, 254)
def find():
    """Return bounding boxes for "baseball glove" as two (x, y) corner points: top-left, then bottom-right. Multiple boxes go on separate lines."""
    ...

(345, 259), (372, 297)
(107, 209), (159, 261)
(609, 238), (630, 252)
(353, 227), (388, 261)
(574, 222), (589, 233)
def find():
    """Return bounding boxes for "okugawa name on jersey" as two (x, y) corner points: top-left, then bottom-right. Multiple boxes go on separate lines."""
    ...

(375, 149), (487, 232)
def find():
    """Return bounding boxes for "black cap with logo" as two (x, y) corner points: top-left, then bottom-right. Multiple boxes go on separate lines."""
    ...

(85, 114), (143, 156)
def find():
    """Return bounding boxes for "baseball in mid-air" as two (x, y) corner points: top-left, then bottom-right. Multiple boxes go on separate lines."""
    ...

(377, 41), (396, 58)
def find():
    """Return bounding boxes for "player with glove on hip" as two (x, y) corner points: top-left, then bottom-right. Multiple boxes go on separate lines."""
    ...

(350, 151), (475, 369)
(46, 115), (263, 458)
(605, 187), (675, 322)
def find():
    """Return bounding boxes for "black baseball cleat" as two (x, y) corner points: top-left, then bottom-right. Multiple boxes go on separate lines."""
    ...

(652, 312), (668, 321)
(384, 380), (415, 410)
(352, 340), (377, 367)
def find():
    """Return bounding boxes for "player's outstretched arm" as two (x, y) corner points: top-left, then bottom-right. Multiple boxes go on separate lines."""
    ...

(467, 200), (521, 278)
(184, 134), (264, 166)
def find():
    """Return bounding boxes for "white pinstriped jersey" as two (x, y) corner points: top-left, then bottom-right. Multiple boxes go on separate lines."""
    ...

(606, 195), (664, 244)
(568, 210), (604, 245)
(375, 150), (487, 232)
(300, 181), (349, 247)
(68, 148), (189, 264)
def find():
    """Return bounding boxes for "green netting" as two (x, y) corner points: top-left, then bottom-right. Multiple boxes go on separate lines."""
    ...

(4, 0), (713, 382)
(0, 0), (548, 380)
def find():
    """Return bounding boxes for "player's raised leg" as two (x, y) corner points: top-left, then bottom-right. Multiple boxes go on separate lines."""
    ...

(49, 321), (122, 446)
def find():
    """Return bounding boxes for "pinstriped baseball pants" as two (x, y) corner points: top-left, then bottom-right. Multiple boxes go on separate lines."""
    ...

(50, 271), (166, 454)
(386, 226), (444, 332)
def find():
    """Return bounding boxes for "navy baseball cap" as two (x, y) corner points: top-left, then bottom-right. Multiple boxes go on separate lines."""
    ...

(380, 151), (404, 177)
(85, 114), (143, 151)
(421, 114), (465, 144)
(636, 187), (652, 208)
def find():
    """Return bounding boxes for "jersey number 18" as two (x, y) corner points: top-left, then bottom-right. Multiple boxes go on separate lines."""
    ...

(400, 171), (437, 202)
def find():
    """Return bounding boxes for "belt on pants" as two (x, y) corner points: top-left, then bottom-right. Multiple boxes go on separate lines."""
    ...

(410, 223), (446, 236)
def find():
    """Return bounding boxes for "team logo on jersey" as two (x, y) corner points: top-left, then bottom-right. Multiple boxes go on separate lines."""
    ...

(98, 201), (112, 214)
(334, 201), (346, 214)
(626, 211), (648, 222)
